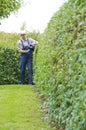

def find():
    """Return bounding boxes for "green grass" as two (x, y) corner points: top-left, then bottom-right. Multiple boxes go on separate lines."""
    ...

(0, 85), (52, 130)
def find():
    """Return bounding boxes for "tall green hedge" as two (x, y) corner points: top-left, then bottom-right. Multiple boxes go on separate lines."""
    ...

(34, 0), (86, 129)
(0, 47), (20, 84)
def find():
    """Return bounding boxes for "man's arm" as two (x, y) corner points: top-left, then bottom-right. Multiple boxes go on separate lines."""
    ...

(17, 40), (30, 54)
(18, 49), (30, 53)
(29, 38), (39, 46)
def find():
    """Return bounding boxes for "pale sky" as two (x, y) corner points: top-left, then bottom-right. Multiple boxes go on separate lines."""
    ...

(0, 0), (67, 33)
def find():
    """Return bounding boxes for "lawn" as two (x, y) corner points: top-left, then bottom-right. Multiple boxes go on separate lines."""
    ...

(0, 85), (52, 130)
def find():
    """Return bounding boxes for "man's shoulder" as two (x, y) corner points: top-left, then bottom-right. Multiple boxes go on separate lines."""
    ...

(28, 38), (34, 41)
(18, 39), (22, 44)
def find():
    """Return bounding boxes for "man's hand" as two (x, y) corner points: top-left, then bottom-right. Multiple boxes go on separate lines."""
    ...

(26, 49), (30, 53)
(35, 41), (39, 45)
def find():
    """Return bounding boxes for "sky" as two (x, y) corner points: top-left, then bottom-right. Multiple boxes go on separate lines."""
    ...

(0, 0), (67, 33)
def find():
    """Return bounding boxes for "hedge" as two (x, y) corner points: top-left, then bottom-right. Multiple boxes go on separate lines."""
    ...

(0, 47), (20, 84)
(34, 0), (86, 129)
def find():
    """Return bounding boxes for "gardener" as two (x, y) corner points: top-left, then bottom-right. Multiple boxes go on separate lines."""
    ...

(17, 30), (38, 85)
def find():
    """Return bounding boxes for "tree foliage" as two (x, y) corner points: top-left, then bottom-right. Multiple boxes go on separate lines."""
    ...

(0, 0), (21, 19)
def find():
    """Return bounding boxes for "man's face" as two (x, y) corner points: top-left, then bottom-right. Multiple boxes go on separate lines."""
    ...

(21, 34), (26, 39)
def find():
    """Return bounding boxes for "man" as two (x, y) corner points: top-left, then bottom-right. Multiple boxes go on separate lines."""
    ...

(17, 31), (38, 85)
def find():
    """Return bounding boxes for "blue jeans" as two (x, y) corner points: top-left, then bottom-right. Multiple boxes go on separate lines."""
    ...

(20, 53), (33, 84)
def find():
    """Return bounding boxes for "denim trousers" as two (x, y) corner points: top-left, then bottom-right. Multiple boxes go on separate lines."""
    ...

(20, 53), (33, 84)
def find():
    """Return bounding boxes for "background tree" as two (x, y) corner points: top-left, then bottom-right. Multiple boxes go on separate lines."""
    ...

(20, 22), (27, 31)
(0, 0), (22, 19)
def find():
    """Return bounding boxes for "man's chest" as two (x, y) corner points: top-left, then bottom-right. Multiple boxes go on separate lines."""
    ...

(21, 40), (30, 47)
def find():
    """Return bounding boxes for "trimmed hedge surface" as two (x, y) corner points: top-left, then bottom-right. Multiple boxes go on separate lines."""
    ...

(34, 0), (86, 129)
(0, 47), (20, 84)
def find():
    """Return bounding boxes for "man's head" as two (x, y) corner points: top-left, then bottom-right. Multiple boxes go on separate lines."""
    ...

(20, 30), (26, 39)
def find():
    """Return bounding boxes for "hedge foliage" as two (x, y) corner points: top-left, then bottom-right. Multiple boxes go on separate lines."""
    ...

(34, 0), (86, 129)
(0, 32), (19, 84)
(0, 47), (20, 84)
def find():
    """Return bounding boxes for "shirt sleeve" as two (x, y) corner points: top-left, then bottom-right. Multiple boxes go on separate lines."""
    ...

(29, 38), (36, 46)
(17, 40), (23, 50)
